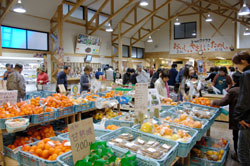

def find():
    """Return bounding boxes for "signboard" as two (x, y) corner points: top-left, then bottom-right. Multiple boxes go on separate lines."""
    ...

(68, 118), (95, 164)
(71, 84), (80, 96)
(214, 60), (233, 66)
(0, 90), (17, 105)
(134, 83), (148, 115)
(75, 34), (101, 54)
(170, 37), (233, 54)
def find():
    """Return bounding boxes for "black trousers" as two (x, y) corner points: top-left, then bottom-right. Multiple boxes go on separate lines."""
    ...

(233, 129), (239, 154)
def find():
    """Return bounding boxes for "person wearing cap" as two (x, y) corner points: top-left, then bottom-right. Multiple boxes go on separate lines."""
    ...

(37, 67), (49, 85)
(136, 64), (150, 83)
(7, 64), (26, 101)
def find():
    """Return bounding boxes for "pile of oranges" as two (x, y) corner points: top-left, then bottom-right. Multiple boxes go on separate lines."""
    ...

(30, 97), (40, 106)
(0, 103), (20, 118)
(106, 125), (119, 130)
(44, 94), (73, 108)
(22, 138), (71, 161)
(85, 94), (100, 102)
(27, 125), (56, 140)
(102, 91), (115, 98)
(7, 136), (34, 150)
(164, 114), (203, 129)
(191, 97), (219, 108)
(58, 127), (68, 133)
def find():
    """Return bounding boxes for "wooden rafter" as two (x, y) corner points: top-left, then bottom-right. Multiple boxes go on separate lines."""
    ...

(131, 0), (201, 45)
(113, 0), (171, 42)
(88, 0), (109, 26)
(202, 0), (239, 13)
(138, 6), (168, 22)
(89, 0), (134, 35)
(63, 0), (86, 21)
(0, 0), (17, 23)
(85, 0), (100, 7)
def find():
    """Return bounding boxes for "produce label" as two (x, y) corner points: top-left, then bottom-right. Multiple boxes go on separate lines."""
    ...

(134, 83), (148, 115)
(0, 90), (17, 105)
(68, 118), (95, 164)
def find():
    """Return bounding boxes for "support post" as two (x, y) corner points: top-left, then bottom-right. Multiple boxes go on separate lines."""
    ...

(118, 23), (122, 72)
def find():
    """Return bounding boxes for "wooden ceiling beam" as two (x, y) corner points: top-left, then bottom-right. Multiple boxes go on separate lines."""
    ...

(89, 0), (135, 35)
(138, 6), (167, 22)
(85, 0), (100, 7)
(63, 0), (86, 21)
(113, 0), (171, 42)
(202, 0), (239, 13)
(88, 0), (109, 26)
(132, 0), (201, 45)
(0, 0), (17, 23)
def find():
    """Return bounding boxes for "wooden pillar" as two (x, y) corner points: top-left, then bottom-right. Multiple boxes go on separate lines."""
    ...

(58, 4), (63, 48)
(85, 6), (88, 34)
(0, 24), (2, 57)
(234, 13), (237, 50)
(118, 23), (122, 72)
(199, 2), (202, 38)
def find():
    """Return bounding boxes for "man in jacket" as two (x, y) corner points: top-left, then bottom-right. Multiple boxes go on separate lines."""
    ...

(7, 64), (26, 101)
(168, 63), (178, 86)
(136, 64), (150, 83)
(232, 51), (250, 166)
(56, 66), (71, 93)
(80, 65), (92, 93)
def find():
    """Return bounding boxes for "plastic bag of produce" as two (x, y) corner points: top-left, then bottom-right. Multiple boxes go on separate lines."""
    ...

(5, 118), (29, 133)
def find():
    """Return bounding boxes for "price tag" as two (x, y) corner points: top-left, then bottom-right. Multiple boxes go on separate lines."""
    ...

(68, 118), (95, 164)
(0, 90), (17, 105)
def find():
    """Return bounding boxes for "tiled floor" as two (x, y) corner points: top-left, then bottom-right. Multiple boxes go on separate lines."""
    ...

(210, 121), (239, 166)
(4, 121), (240, 166)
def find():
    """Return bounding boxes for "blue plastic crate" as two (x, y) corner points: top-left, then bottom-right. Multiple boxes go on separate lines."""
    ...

(25, 91), (42, 100)
(41, 91), (55, 98)
(196, 136), (229, 151)
(160, 110), (209, 141)
(161, 105), (175, 112)
(190, 146), (228, 166)
(133, 123), (198, 158)
(111, 115), (135, 127)
(100, 127), (178, 166)
(178, 102), (221, 130)
(74, 103), (87, 113)
(57, 106), (74, 117)
(18, 137), (66, 166)
(105, 118), (134, 128)
(57, 147), (160, 166)
(31, 111), (57, 124)
(86, 101), (95, 109)
(4, 146), (20, 160)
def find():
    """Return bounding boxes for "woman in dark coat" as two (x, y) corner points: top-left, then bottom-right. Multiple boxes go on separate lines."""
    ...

(212, 72), (242, 161)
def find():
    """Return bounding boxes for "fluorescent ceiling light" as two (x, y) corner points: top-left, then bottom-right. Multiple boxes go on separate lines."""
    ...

(105, 23), (113, 32)
(217, 57), (225, 60)
(140, 0), (148, 7)
(238, 0), (250, 16)
(205, 14), (213, 22)
(244, 28), (250, 36)
(192, 32), (196, 36)
(147, 35), (153, 43)
(13, 0), (26, 13)
(174, 18), (181, 26)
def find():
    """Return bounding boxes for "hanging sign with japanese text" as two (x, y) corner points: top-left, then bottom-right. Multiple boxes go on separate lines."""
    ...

(0, 90), (17, 105)
(68, 118), (95, 164)
(170, 37), (233, 54)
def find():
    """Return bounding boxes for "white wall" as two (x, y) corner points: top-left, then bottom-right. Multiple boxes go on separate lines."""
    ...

(239, 23), (250, 49)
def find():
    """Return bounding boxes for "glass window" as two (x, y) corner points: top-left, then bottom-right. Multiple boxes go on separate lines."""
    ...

(27, 31), (48, 51)
(1, 26), (26, 49)
(69, 6), (84, 20)
(132, 47), (137, 58)
(122, 45), (129, 57)
(1, 26), (48, 51)
(63, 4), (69, 15)
(174, 22), (196, 40)
(113, 45), (118, 55)
(88, 9), (96, 23)
(137, 48), (144, 58)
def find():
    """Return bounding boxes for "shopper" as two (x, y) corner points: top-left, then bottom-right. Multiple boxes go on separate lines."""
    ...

(168, 64), (178, 86)
(56, 66), (71, 93)
(205, 67), (216, 82)
(3, 64), (13, 80)
(229, 67), (236, 79)
(176, 61), (192, 84)
(213, 66), (232, 94)
(105, 67), (114, 81)
(7, 64), (26, 101)
(113, 68), (121, 82)
(149, 67), (154, 77)
(155, 69), (170, 99)
(130, 68), (137, 85)
(136, 64), (150, 83)
(95, 68), (103, 80)
(150, 68), (162, 88)
(37, 67), (49, 85)
(80, 65), (92, 93)
(212, 72), (242, 161)
(123, 68), (131, 85)
(180, 66), (202, 100)
(232, 51), (250, 166)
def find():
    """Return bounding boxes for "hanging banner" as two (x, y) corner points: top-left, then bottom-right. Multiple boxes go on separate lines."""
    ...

(170, 37), (233, 54)
(75, 34), (101, 55)
(214, 60), (233, 66)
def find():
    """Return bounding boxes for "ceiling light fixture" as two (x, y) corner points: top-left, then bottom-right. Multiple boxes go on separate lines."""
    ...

(192, 31), (196, 36)
(244, 28), (250, 36)
(238, 0), (250, 16)
(105, 23), (113, 32)
(205, 14), (213, 22)
(140, 0), (148, 7)
(13, 0), (26, 13)
(174, 18), (181, 26)
(147, 35), (153, 43)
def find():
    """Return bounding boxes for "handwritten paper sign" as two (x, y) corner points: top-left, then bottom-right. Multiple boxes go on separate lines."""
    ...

(134, 83), (148, 116)
(68, 118), (95, 164)
(0, 90), (17, 105)
(148, 89), (161, 112)
(170, 37), (233, 54)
